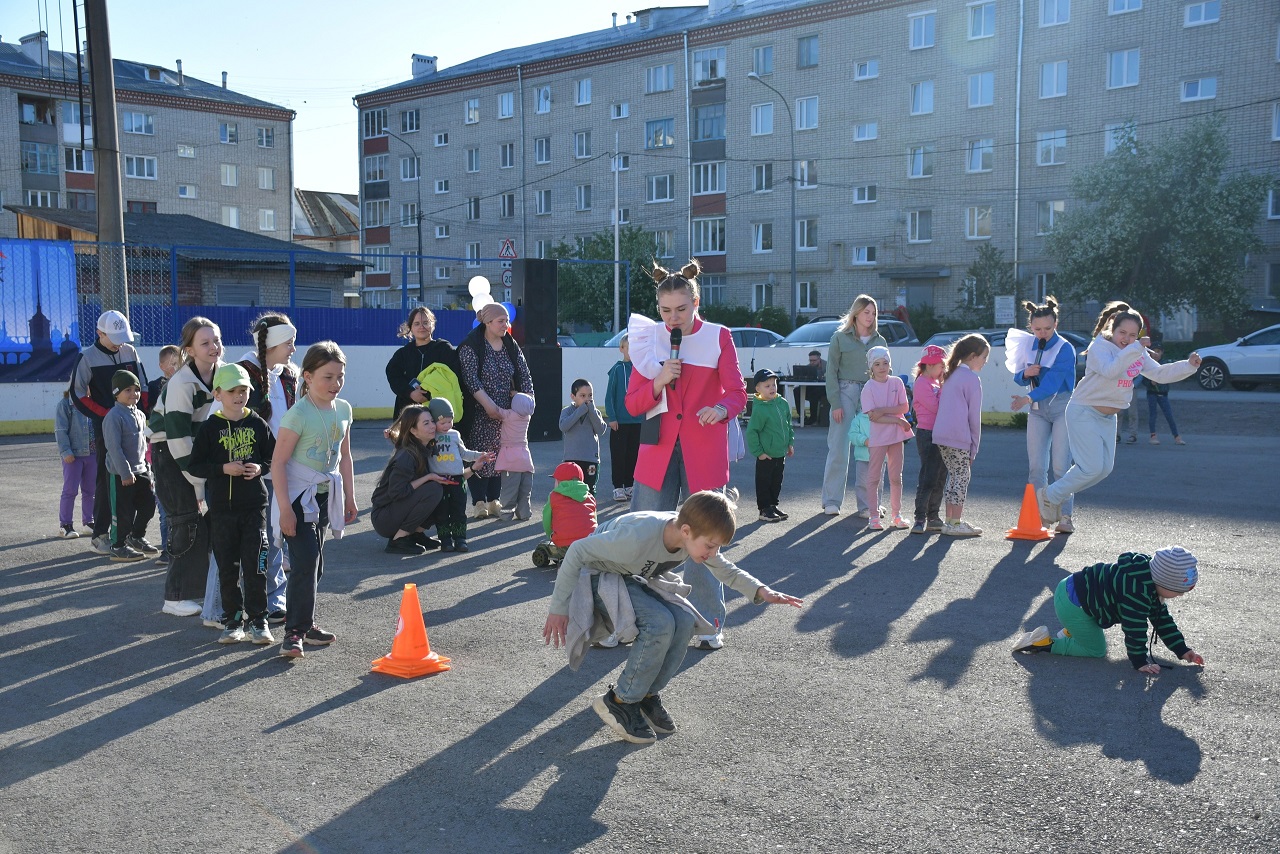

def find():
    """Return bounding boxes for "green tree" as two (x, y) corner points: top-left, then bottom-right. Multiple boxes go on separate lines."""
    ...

(955, 244), (1020, 328)
(1046, 116), (1275, 321)
(549, 226), (662, 330)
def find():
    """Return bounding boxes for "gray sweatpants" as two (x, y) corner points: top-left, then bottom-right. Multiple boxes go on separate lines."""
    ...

(500, 471), (533, 520)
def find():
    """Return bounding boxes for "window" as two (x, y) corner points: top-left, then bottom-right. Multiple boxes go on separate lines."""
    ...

(753, 222), (773, 253)
(908, 144), (935, 178)
(535, 136), (551, 164)
(692, 218), (726, 255)
(702, 276), (725, 306)
(535, 86), (551, 114)
(259, 166), (275, 190)
(611, 154), (631, 171)
(65, 147), (93, 173)
(535, 240), (547, 259)
(1040, 61), (1067, 98)
(969, 2), (995, 38)
(753, 283), (775, 309)
(575, 184), (592, 211)
(500, 193), (516, 218)
(647, 174), (675, 202)
(466, 243), (480, 268)
(1110, 0), (1141, 12)
(396, 156), (418, 181)
(405, 256), (420, 275)
(910, 12), (936, 49)
(853, 184), (877, 204)
(910, 81), (934, 115)
(466, 197), (480, 221)
(177, 144), (195, 158)
(401, 202), (418, 227)
(435, 224), (450, 239)
(796, 96), (819, 129)
(400, 110), (419, 134)
(124, 155), (157, 179)
(907, 209), (932, 242)
(434, 179), (450, 194)
(221, 206), (240, 228)
(796, 218), (817, 250)
(122, 111), (153, 135)
(364, 199), (390, 227)
(1273, 104), (1280, 141)
(177, 184), (196, 199)
(646, 118), (675, 149)
(797, 35), (819, 68)
(221, 163), (239, 186)
(966, 206), (992, 239)
(575, 78), (592, 105)
(798, 281), (818, 312)
(1181, 77), (1217, 101)
(855, 59), (879, 80)
(434, 132), (449, 147)
(465, 98), (480, 124)
(219, 122), (238, 144)
(466, 147), (480, 172)
(568, 131), (590, 160)
(1037, 200), (1065, 233)
(1269, 189), (1280, 219)
(693, 48), (726, 84)
(498, 92), (514, 119)
(536, 189), (552, 215)
(435, 266), (452, 280)
(1184, 1), (1219, 26)
(1037, 129), (1067, 165)
(615, 207), (630, 225)
(652, 230), (675, 259)
(66, 191), (95, 210)
(854, 122), (878, 141)
(1108, 49), (1140, 88)
(969, 72), (994, 107)
(753, 45), (774, 76)
(692, 161), (725, 195)
(26, 190), (58, 207)
(1033, 272), (1057, 301)
(753, 163), (773, 192)
(853, 245), (877, 265)
(646, 64), (675, 93)
(1041, 0), (1069, 26)
(363, 155), (387, 183)
(362, 108), (387, 138)
(612, 102), (629, 120)
(796, 160), (818, 189)
(259, 209), (276, 231)
(966, 138), (994, 172)
(752, 103), (774, 136)
(694, 104), (726, 140)
(500, 142), (515, 169)
(62, 102), (91, 126)
(1105, 121), (1137, 154)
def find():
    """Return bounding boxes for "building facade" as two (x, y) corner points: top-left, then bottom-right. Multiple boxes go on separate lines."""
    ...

(353, 0), (1280, 328)
(1, 32), (294, 242)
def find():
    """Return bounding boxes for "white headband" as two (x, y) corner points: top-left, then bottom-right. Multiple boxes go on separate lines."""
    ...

(264, 323), (297, 349)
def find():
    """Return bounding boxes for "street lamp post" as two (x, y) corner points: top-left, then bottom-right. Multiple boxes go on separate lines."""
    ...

(747, 71), (797, 326)
(385, 129), (425, 304)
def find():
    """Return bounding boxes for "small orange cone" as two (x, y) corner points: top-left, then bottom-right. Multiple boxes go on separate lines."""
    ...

(1006, 483), (1054, 541)
(371, 583), (451, 678)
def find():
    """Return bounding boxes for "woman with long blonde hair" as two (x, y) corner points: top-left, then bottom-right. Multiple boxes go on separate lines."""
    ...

(820, 295), (888, 517)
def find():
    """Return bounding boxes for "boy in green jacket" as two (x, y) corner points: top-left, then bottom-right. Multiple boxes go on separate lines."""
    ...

(746, 369), (795, 523)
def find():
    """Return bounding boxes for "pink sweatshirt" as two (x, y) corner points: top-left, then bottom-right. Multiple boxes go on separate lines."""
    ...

(913, 375), (942, 431)
(860, 375), (912, 448)
(495, 393), (534, 473)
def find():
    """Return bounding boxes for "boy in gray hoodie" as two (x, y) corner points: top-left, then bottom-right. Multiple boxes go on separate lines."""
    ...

(559, 379), (608, 495)
(102, 370), (157, 562)
(427, 397), (493, 552)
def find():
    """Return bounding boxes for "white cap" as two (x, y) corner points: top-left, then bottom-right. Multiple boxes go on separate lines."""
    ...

(96, 310), (134, 345)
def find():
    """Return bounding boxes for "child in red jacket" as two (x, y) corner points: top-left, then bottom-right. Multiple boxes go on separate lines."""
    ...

(542, 462), (597, 550)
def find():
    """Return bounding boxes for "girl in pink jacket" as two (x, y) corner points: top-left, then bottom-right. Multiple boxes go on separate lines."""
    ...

(496, 392), (535, 521)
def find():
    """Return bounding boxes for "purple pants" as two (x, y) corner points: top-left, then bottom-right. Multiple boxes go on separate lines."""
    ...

(61, 455), (96, 527)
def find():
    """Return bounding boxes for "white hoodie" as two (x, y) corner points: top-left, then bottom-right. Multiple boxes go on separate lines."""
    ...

(1069, 336), (1197, 410)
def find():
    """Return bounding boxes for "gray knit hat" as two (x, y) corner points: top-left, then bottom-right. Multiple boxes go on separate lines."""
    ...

(1149, 546), (1199, 593)
(427, 397), (455, 421)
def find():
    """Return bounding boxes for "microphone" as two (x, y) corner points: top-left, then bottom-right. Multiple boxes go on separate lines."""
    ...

(668, 328), (683, 391)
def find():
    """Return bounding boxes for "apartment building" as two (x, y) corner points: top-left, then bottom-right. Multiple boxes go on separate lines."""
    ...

(1, 32), (294, 241)
(353, 0), (1280, 326)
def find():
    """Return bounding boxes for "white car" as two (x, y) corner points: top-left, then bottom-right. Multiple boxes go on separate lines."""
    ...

(1194, 323), (1280, 390)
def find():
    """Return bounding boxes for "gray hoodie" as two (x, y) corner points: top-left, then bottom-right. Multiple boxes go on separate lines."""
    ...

(103, 401), (150, 478)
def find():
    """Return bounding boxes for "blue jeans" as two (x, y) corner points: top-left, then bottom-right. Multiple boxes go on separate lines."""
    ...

(1147, 393), (1179, 437)
(1025, 393), (1074, 516)
(598, 575), (696, 704)
(821, 380), (869, 512)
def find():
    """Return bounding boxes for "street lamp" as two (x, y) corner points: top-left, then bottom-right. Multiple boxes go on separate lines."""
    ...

(747, 71), (797, 326)
(385, 129), (425, 303)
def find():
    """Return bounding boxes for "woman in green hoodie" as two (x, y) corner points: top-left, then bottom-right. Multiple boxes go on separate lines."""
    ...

(820, 295), (888, 517)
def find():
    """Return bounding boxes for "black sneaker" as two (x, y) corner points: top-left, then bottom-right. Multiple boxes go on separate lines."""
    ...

(126, 535), (160, 555)
(154, 550), (170, 566)
(637, 694), (676, 734)
(591, 687), (656, 744)
(453, 540), (469, 553)
(385, 536), (425, 555)
(411, 532), (441, 551)
(771, 506), (789, 521)
(280, 633), (304, 659)
(110, 544), (145, 562)
(304, 626), (336, 645)
(267, 610), (287, 626)
(757, 509), (780, 523)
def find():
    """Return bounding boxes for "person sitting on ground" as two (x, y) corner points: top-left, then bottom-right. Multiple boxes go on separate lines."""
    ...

(370, 404), (447, 555)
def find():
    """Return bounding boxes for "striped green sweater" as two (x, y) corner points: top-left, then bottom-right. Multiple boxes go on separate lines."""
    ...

(1071, 552), (1191, 669)
(160, 360), (220, 486)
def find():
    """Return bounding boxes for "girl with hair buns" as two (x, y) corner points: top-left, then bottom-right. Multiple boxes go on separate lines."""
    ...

(1007, 297), (1078, 533)
(1038, 302), (1201, 525)
(624, 259), (747, 650)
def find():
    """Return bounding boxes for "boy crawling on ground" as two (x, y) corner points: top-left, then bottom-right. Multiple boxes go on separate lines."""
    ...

(542, 490), (803, 745)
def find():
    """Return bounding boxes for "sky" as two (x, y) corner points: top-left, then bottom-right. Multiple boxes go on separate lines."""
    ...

(1, 0), (638, 194)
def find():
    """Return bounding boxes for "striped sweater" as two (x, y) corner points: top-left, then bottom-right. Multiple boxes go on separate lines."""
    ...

(160, 360), (221, 488)
(1070, 552), (1191, 669)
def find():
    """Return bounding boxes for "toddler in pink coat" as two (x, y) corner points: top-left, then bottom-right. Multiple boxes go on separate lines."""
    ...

(497, 392), (535, 520)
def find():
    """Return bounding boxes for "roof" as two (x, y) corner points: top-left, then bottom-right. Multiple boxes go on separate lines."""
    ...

(292, 190), (360, 239)
(0, 38), (290, 115)
(3, 206), (364, 271)
(357, 0), (828, 101)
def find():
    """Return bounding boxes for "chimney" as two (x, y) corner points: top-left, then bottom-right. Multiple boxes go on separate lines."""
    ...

(612, 12), (617, 29)
(412, 54), (438, 79)
(176, 59), (183, 85)
(221, 71), (227, 88)
(626, 15), (633, 24)
(19, 31), (49, 67)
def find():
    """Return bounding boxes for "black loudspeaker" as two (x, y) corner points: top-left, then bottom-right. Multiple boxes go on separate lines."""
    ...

(524, 346), (563, 442)
(511, 258), (558, 348)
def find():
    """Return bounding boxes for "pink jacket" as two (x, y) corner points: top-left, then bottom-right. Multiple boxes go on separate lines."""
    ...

(495, 392), (534, 473)
(861, 375), (912, 448)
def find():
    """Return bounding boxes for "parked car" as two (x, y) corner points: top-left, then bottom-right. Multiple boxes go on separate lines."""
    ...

(1193, 324), (1280, 390)
(600, 326), (783, 349)
(921, 329), (1009, 349)
(770, 318), (919, 347)
(1058, 331), (1091, 380)
(556, 334), (577, 347)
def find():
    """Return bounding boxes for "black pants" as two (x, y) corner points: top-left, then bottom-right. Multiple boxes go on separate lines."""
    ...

(913, 428), (947, 522)
(755, 457), (786, 511)
(92, 420), (112, 538)
(438, 483), (469, 543)
(113, 473), (156, 547)
(567, 459), (599, 495)
(154, 442), (211, 602)
(284, 494), (327, 636)
(466, 474), (501, 504)
(210, 506), (269, 626)
(609, 422), (642, 489)
(372, 482), (444, 539)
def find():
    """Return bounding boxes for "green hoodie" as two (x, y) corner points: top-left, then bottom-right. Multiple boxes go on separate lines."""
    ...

(746, 394), (794, 459)
(542, 477), (592, 538)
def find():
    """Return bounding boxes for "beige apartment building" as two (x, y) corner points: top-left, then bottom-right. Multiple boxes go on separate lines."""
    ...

(354, 0), (1280, 329)
(0, 32), (294, 242)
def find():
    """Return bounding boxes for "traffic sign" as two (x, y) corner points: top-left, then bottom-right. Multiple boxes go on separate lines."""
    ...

(501, 269), (513, 288)
(498, 239), (518, 259)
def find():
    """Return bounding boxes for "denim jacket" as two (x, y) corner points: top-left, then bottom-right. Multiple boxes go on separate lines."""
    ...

(55, 396), (95, 458)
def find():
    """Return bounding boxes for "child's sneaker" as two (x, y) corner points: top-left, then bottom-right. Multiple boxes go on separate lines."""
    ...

(304, 626), (336, 645)
(591, 686), (656, 744)
(110, 544), (145, 562)
(438, 537), (454, 552)
(453, 540), (470, 553)
(280, 633), (304, 659)
(942, 520), (983, 537)
(925, 517), (945, 532)
(694, 632), (724, 651)
(59, 524), (79, 539)
(1012, 625), (1054, 654)
(909, 519), (927, 535)
(889, 516), (910, 529)
(637, 693), (677, 734)
(771, 506), (789, 521)
(385, 536), (425, 555)
(867, 517), (883, 531)
(1036, 487), (1060, 524)
(411, 532), (441, 551)
(486, 499), (502, 518)
(126, 535), (160, 555)
(203, 617), (224, 629)
(249, 623), (275, 645)
(218, 624), (246, 644)
(90, 535), (112, 555)
(470, 502), (489, 520)
(267, 610), (287, 626)
(612, 487), (628, 502)
(758, 508), (782, 523)
(592, 632), (620, 648)
(154, 550), (170, 566)
(624, 487), (633, 499)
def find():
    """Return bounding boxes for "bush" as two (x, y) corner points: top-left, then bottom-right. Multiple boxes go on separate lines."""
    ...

(1010, 412), (1028, 430)
(754, 306), (794, 336)
(699, 304), (753, 327)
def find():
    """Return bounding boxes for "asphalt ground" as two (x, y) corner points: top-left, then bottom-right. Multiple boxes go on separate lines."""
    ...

(1, 394), (1278, 853)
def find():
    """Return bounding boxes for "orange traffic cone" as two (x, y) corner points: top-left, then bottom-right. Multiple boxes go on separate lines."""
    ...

(371, 583), (451, 678)
(1006, 483), (1054, 541)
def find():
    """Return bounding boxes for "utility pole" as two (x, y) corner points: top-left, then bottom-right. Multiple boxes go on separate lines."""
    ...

(613, 131), (620, 333)
(84, 0), (128, 315)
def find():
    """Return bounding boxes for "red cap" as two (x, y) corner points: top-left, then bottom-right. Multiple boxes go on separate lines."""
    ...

(554, 462), (584, 482)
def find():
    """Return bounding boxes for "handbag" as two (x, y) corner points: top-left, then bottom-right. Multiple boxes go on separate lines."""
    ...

(727, 415), (746, 463)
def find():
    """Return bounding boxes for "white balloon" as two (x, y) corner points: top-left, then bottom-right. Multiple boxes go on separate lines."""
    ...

(471, 293), (494, 312)
(468, 276), (491, 297)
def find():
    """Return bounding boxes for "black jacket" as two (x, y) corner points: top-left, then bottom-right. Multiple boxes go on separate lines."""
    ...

(189, 411), (275, 513)
(384, 339), (471, 431)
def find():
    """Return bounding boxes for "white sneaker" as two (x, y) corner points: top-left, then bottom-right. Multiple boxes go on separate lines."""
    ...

(1012, 625), (1053, 654)
(612, 487), (627, 502)
(624, 487), (633, 499)
(471, 502), (489, 520)
(202, 618), (224, 629)
(1055, 515), (1075, 534)
(942, 520), (983, 537)
(162, 599), (202, 617)
(594, 632), (620, 648)
(486, 499), (502, 518)
(1036, 487), (1061, 524)
(694, 632), (724, 650)
(823, 505), (840, 516)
